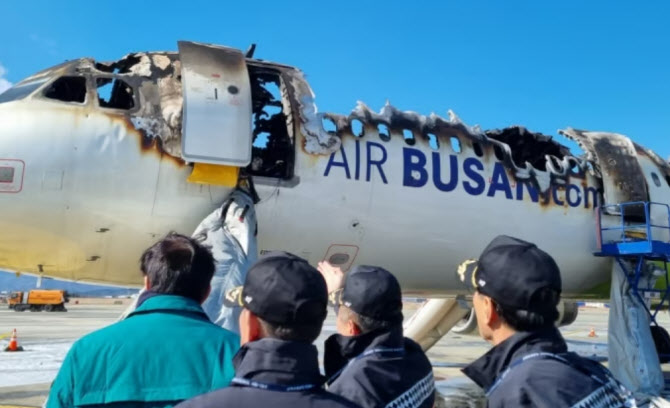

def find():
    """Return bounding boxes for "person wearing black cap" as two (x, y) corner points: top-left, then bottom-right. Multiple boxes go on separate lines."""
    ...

(458, 235), (635, 408)
(175, 252), (359, 408)
(319, 262), (435, 408)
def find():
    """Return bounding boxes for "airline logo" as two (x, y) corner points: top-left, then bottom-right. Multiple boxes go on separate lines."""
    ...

(323, 141), (599, 209)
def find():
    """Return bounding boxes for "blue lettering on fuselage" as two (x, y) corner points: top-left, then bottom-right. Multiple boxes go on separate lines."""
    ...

(487, 162), (513, 199)
(324, 145), (351, 179)
(324, 140), (388, 184)
(403, 147), (428, 188)
(367, 142), (388, 183)
(462, 157), (486, 196)
(516, 181), (539, 202)
(432, 152), (458, 192)
(323, 144), (599, 208)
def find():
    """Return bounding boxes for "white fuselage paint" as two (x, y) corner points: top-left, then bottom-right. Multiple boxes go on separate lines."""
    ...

(0, 100), (620, 293)
(255, 133), (612, 296)
(1, 79), (668, 298)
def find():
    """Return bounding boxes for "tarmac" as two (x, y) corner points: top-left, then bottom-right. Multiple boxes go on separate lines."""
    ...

(0, 300), (667, 407)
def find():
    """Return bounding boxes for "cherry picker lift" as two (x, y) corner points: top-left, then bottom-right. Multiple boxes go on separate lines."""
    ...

(594, 201), (670, 397)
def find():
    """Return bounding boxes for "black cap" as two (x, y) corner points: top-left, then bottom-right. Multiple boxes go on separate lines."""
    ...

(334, 265), (403, 324)
(457, 235), (562, 311)
(224, 251), (328, 326)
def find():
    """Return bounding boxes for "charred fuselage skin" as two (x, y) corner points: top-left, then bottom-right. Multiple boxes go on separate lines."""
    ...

(0, 45), (668, 297)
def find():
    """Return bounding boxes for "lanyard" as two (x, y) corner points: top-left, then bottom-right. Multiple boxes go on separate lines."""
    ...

(326, 347), (405, 386)
(486, 352), (607, 396)
(231, 377), (321, 392)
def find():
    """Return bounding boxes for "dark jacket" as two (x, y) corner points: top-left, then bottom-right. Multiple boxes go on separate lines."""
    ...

(175, 338), (359, 408)
(46, 294), (239, 408)
(462, 327), (635, 408)
(324, 326), (435, 408)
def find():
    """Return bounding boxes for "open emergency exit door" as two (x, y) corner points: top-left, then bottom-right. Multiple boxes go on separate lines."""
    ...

(179, 41), (252, 167)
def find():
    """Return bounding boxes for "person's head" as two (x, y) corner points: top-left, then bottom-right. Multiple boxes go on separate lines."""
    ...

(457, 235), (562, 345)
(140, 232), (215, 304)
(225, 252), (328, 345)
(332, 265), (403, 337)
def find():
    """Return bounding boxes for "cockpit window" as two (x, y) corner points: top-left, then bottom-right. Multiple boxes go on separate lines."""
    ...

(44, 76), (87, 103)
(0, 79), (48, 104)
(96, 77), (134, 110)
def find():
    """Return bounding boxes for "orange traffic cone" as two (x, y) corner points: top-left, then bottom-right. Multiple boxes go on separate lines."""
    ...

(4, 328), (24, 352)
(588, 327), (597, 338)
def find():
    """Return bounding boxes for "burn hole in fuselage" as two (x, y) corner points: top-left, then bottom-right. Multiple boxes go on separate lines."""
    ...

(247, 68), (292, 179)
(485, 126), (570, 171)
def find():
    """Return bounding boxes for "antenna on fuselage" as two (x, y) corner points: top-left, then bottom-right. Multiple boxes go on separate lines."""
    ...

(245, 43), (257, 58)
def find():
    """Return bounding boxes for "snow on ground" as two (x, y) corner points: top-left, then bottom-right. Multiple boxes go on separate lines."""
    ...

(0, 341), (72, 387)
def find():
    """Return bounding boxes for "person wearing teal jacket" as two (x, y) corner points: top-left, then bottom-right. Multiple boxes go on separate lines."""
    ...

(46, 233), (240, 408)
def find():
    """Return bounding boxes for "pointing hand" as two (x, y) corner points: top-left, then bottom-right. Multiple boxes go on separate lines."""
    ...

(317, 261), (345, 294)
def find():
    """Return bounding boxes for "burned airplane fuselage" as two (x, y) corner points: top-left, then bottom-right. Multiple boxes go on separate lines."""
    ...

(0, 42), (668, 296)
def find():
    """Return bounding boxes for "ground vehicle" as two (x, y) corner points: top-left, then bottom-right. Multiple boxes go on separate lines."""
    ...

(8, 290), (68, 312)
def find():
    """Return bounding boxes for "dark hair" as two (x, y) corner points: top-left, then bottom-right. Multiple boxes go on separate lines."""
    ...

(338, 306), (394, 334)
(258, 318), (323, 343)
(493, 288), (560, 332)
(140, 232), (215, 302)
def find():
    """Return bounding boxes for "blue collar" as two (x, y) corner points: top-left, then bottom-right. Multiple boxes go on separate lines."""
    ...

(485, 352), (573, 395)
(324, 325), (405, 379)
(326, 346), (405, 386)
(461, 327), (567, 390)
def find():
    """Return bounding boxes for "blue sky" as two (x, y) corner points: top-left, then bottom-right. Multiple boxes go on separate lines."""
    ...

(0, 0), (668, 157)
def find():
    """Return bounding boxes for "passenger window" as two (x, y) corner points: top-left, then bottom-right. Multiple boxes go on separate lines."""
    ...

(493, 144), (505, 161)
(351, 119), (364, 137)
(322, 117), (337, 133)
(378, 124), (390, 142)
(427, 133), (439, 151)
(44, 76), (87, 103)
(651, 172), (661, 187)
(450, 136), (462, 153)
(247, 68), (292, 179)
(570, 161), (581, 174)
(473, 142), (484, 157)
(403, 129), (415, 146)
(96, 77), (134, 110)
